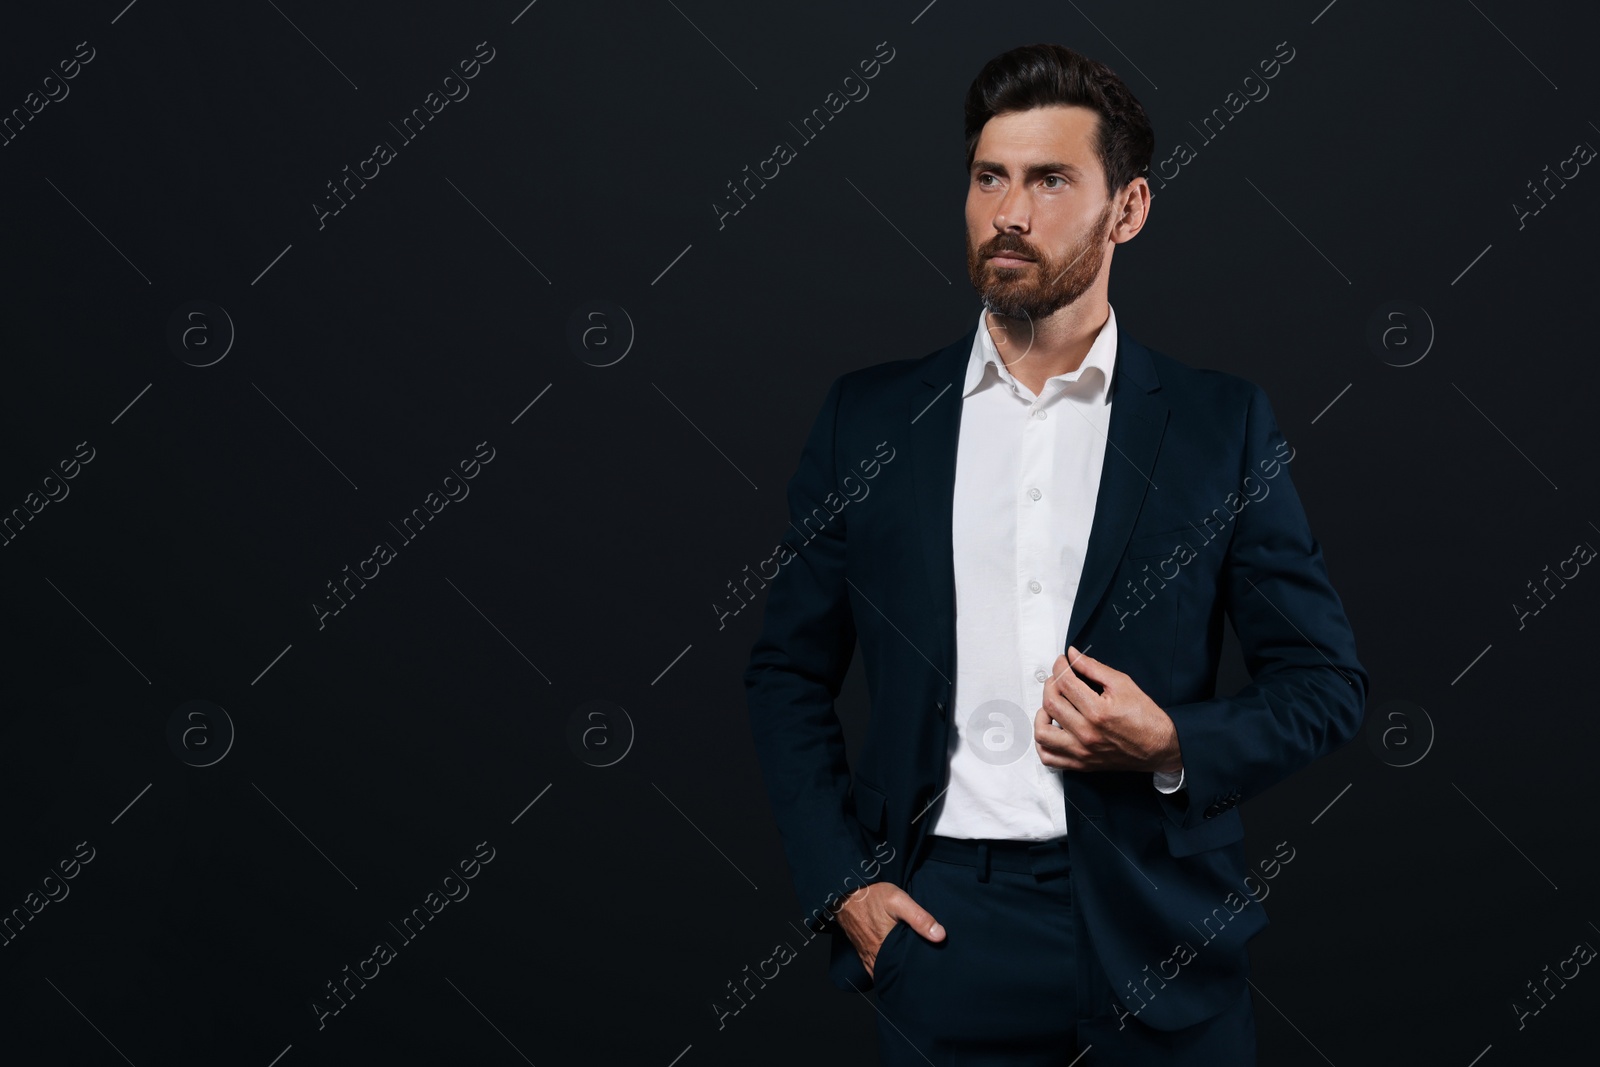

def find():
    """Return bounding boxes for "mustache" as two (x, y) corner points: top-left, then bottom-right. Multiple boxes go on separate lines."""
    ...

(981, 238), (1036, 259)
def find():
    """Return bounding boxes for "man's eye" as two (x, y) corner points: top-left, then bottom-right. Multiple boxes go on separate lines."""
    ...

(1043, 176), (1067, 188)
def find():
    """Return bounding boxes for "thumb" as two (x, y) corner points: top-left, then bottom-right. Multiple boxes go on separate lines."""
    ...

(893, 892), (945, 942)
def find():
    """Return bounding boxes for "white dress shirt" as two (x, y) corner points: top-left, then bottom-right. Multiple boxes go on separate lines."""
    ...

(929, 303), (1184, 841)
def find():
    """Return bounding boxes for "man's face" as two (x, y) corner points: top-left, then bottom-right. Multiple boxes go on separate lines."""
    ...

(964, 104), (1119, 321)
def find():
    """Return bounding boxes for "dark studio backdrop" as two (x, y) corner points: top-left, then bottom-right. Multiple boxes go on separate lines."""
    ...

(2, 1), (1597, 1064)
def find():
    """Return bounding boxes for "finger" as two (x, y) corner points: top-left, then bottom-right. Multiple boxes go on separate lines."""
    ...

(1033, 705), (1088, 768)
(1066, 644), (1121, 691)
(1043, 671), (1094, 739)
(889, 891), (945, 941)
(1043, 652), (1107, 726)
(1048, 651), (1103, 717)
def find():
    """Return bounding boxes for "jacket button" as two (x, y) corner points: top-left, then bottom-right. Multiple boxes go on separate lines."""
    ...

(935, 700), (946, 713)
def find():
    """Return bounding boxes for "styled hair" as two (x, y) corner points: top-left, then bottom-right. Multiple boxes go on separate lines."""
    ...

(963, 43), (1154, 196)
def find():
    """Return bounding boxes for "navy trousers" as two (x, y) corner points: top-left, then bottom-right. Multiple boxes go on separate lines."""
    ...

(871, 835), (1257, 1066)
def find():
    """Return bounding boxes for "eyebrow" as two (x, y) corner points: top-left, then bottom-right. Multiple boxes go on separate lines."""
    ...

(970, 159), (1084, 180)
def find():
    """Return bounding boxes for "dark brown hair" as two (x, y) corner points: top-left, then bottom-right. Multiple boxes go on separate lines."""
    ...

(964, 43), (1154, 196)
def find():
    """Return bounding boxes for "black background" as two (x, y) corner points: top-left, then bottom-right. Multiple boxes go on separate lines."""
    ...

(2, 1), (1597, 1064)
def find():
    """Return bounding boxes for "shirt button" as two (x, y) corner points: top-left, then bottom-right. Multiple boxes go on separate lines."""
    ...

(1028, 579), (1042, 593)
(1033, 409), (1048, 420)
(1034, 668), (1048, 683)
(1028, 487), (1042, 500)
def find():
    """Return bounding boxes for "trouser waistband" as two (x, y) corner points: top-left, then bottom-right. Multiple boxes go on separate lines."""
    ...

(923, 834), (1071, 881)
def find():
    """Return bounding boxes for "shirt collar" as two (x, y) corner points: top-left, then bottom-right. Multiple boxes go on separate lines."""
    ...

(961, 303), (1118, 404)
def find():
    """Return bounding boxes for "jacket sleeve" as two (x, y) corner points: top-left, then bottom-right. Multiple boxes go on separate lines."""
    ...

(1157, 383), (1369, 829)
(743, 374), (876, 931)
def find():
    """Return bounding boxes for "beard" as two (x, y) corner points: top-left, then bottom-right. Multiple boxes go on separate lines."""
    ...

(965, 198), (1117, 321)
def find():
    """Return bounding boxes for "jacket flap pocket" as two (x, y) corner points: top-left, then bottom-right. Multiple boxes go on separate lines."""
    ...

(854, 780), (887, 835)
(1164, 807), (1243, 857)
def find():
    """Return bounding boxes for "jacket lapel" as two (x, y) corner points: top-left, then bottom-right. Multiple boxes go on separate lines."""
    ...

(1064, 334), (1169, 650)
(907, 324), (973, 684)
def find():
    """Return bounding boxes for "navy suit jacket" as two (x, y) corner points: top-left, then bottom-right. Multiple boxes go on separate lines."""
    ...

(742, 312), (1368, 1032)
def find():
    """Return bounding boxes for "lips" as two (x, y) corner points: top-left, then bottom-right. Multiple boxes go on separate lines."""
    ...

(989, 250), (1034, 261)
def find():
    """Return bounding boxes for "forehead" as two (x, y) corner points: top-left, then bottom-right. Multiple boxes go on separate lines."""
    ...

(973, 104), (1099, 159)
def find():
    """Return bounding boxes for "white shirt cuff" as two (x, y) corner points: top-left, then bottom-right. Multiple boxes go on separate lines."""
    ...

(1152, 766), (1185, 793)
